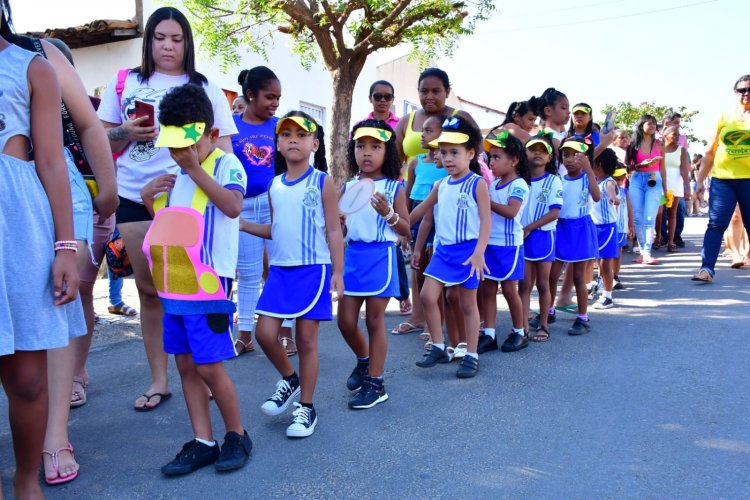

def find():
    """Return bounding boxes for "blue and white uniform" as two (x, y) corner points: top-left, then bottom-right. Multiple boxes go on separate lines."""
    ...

(590, 176), (619, 259)
(343, 177), (400, 297)
(424, 172), (483, 289)
(616, 186), (629, 247)
(485, 177), (528, 282)
(555, 173), (598, 262)
(521, 172), (563, 262)
(256, 167), (333, 319)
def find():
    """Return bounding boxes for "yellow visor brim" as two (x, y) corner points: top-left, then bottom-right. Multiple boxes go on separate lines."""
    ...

(483, 139), (506, 153)
(428, 131), (470, 148)
(276, 116), (317, 134)
(154, 122), (206, 148)
(561, 141), (589, 153)
(572, 105), (592, 114)
(525, 139), (553, 154)
(613, 168), (628, 177)
(353, 127), (392, 142)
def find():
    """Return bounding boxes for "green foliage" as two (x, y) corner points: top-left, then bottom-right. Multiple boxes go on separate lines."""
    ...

(601, 101), (705, 146)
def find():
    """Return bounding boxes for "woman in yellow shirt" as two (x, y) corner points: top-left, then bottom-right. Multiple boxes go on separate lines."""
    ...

(693, 75), (750, 282)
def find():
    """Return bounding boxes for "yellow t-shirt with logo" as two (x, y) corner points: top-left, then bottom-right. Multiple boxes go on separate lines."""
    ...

(713, 111), (750, 179)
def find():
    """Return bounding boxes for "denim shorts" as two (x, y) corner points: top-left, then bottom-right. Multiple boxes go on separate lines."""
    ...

(66, 148), (93, 244)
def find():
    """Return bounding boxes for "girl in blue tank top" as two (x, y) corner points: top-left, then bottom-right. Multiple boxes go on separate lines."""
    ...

(240, 111), (344, 438)
(337, 120), (411, 410)
(409, 117), (490, 378)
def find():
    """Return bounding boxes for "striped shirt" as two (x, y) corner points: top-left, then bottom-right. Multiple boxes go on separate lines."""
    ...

(489, 177), (529, 247)
(590, 176), (618, 225)
(559, 173), (592, 220)
(344, 177), (401, 243)
(521, 172), (563, 231)
(435, 172), (482, 246)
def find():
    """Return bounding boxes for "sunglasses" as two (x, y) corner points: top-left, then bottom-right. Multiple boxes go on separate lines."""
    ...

(735, 87), (750, 95)
(372, 93), (394, 102)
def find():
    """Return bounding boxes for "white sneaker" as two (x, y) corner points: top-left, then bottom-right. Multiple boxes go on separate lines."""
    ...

(594, 297), (614, 309)
(260, 379), (300, 416)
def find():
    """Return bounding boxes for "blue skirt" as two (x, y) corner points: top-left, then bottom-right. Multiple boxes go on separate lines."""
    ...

(256, 264), (332, 320)
(344, 241), (398, 298)
(597, 223), (619, 259)
(555, 216), (598, 262)
(0, 154), (86, 355)
(524, 229), (555, 262)
(485, 244), (524, 282)
(424, 240), (480, 289)
(618, 232), (627, 248)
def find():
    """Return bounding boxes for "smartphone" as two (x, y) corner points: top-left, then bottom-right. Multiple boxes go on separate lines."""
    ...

(603, 110), (617, 134)
(134, 99), (155, 127)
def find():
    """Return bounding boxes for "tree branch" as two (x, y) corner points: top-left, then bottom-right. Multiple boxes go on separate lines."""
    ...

(320, 0), (348, 59)
(352, 0), (412, 53)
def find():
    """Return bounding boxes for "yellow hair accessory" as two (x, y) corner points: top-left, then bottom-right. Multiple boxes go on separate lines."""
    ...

(155, 122), (206, 148)
(353, 127), (392, 142)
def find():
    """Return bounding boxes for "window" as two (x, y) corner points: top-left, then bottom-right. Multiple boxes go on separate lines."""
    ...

(299, 101), (326, 126)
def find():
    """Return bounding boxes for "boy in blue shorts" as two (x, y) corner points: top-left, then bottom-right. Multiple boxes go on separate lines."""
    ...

(141, 84), (250, 475)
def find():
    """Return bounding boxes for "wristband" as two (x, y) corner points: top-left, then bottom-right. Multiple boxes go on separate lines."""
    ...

(54, 240), (78, 253)
(387, 212), (400, 227)
(381, 206), (394, 221)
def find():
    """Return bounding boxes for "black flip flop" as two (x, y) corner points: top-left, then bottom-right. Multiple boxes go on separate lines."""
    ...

(134, 392), (172, 412)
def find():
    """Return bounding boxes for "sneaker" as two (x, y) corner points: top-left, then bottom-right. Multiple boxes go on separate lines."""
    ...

(260, 378), (300, 416)
(416, 344), (450, 367)
(214, 431), (252, 472)
(286, 403), (317, 438)
(501, 332), (528, 352)
(587, 283), (599, 300)
(456, 355), (478, 378)
(346, 359), (369, 391)
(613, 276), (623, 290)
(477, 334), (498, 354)
(675, 236), (685, 248)
(348, 376), (388, 410)
(567, 317), (591, 336)
(594, 297), (614, 309)
(161, 440), (220, 476)
(529, 313), (556, 329)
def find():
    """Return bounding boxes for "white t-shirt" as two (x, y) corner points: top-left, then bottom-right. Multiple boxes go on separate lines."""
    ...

(489, 177), (529, 247)
(521, 172), (563, 231)
(165, 154), (246, 278)
(97, 71), (237, 203)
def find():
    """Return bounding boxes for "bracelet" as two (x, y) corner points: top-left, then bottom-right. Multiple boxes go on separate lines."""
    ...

(381, 205), (394, 221)
(387, 212), (400, 227)
(54, 240), (78, 253)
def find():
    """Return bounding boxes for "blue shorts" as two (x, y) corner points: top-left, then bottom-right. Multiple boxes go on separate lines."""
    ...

(555, 216), (598, 262)
(344, 241), (399, 297)
(256, 264), (332, 320)
(596, 222), (619, 259)
(618, 232), (627, 248)
(424, 239), (480, 289)
(409, 199), (436, 247)
(66, 149), (93, 244)
(163, 312), (236, 364)
(524, 229), (555, 262)
(485, 244), (524, 282)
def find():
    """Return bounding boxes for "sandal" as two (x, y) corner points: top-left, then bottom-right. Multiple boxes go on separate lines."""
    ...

(453, 342), (468, 360)
(424, 340), (433, 351)
(108, 302), (137, 316)
(134, 392), (172, 412)
(280, 336), (297, 357)
(730, 257), (744, 269)
(418, 330), (431, 341)
(667, 244), (679, 253)
(42, 443), (78, 485)
(234, 337), (255, 356)
(445, 346), (455, 362)
(532, 325), (550, 343)
(691, 269), (713, 283)
(70, 376), (87, 408)
(391, 322), (424, 335)
(399, 300), (413, 316)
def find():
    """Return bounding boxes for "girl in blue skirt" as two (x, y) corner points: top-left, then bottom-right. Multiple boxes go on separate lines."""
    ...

(478, 131), (530, 354)
(518, 133), (562, 343)
(240, 111), (344, 438)
(338, 120), (410, 410)
(590, 149), (621, 309)
(409, 117), (491, 378)
(548, 137), (601, 336)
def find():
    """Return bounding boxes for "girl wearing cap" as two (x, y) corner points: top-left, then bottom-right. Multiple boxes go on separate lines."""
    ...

(409, 117), (490, 378)
(240, 111), (344, 438)
(337, 120), (410, 410)
(520, 132), (562, 343)
(548, 137), (601, 336)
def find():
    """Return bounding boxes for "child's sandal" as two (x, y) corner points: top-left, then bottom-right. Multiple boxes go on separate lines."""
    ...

(531, 325), (550, 343)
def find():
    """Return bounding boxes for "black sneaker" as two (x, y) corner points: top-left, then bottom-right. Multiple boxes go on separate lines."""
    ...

(456, 355), (478, 378)
(501, 332), (528, 352)
(675, 236), (685, 248)
(593, 297), (614, 309)
(613, 276), (624, 290)
(260, 378), (300, 416)
(587, 283), (599, 300)
(416, 344), (450, 367)
(348, 376), (388, 410)
(215, 431), (252, 472)
(346, 359), (369, 391)
(567, 317), (591, 336)
(286, 403), (317, 438)
(161, 440), (219, 476)
(477, 334), (498, 354)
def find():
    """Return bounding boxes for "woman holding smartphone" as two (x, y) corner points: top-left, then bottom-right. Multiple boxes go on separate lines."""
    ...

(97, 6), (237, 411)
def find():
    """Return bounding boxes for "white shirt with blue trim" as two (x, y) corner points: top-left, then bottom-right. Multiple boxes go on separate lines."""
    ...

(344, 177), (401, 244)
(559, 173), (592, 220)
(521, 172), (563, 231)
(435, 172), (482, 246)
(489, 177), (529, 247)
(590, 176), (618, 225)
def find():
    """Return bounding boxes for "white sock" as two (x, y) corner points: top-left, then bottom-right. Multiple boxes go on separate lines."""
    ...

(465, 352), (478, 360)
(603, 290), (613, 299)
(433, 343), (445, 351)
(281, 319), (294, 328)
(195, 437), (216, 446)
(512, 327), (525, 336)
(483, 327), (496, 339)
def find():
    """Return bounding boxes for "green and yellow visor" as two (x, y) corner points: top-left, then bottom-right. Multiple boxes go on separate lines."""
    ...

(572, 105), (592, 114)
(155, 122), (206, 148)
(525, 138), (553, 154)
(353, 127), (392, 142)
(428, 131), (470, 148)
(275, 116), (317, 134)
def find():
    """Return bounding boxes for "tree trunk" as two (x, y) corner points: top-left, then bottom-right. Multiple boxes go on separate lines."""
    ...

(328, 68), (356, 188)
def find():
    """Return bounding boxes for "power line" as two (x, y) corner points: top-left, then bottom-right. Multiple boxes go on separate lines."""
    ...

(486, 0), (719, 33)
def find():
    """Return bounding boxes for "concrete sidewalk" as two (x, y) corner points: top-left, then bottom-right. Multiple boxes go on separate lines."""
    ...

(2, 216), (749, 498)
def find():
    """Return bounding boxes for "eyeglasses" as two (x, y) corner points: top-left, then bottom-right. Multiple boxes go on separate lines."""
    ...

(372, 93), (394, 102)
(735, 87), (750, 95)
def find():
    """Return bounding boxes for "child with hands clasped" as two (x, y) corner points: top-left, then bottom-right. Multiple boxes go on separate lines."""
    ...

(548, 137), (601, 336)
(477, 131), (531, 354)
(337, 120), (410, 410)
(409, 117), (491, 378)
(519, 133), (562, 342)
(240, 111), (344, 437)
(590, 149), (621, 309)
(139, 84), (251, 476)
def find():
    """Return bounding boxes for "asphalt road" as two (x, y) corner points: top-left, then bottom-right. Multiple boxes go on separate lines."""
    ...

(2, 216), (749, 499)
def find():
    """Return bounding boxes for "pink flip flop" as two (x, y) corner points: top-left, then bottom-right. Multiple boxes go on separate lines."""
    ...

(42, 443), (78, 485)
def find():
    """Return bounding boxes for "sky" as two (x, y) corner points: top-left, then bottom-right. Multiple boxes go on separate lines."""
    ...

(11, 0), (748, 154)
